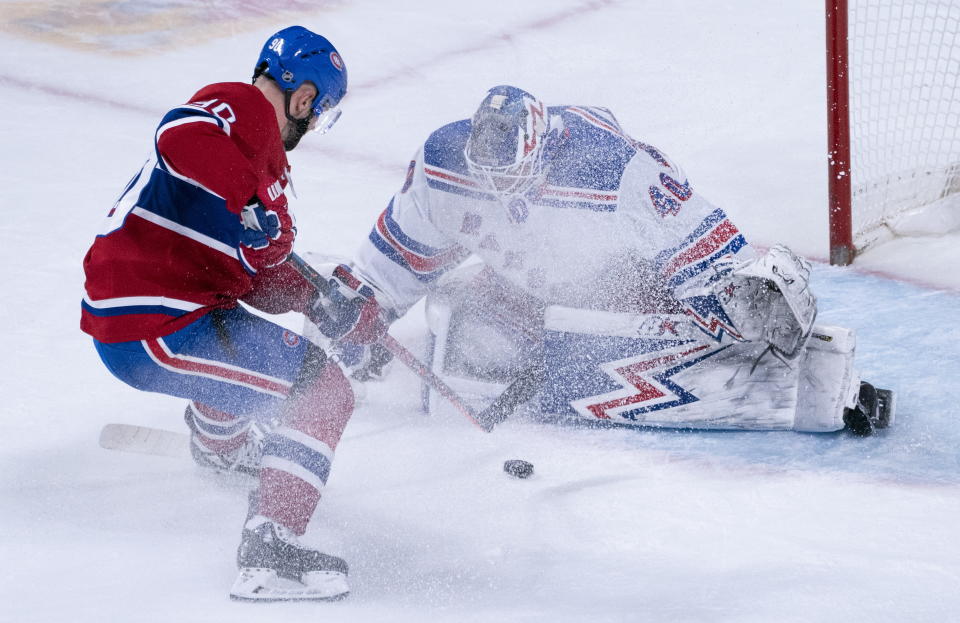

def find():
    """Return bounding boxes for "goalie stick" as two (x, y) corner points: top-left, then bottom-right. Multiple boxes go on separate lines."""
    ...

(289, 253), (543, 432)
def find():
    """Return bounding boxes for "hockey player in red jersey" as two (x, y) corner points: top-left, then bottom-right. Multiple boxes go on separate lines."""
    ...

(81, 26), (379, 601)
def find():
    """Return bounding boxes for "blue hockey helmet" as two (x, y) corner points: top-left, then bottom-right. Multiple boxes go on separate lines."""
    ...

(464, 85), (552, 195)
(254, 26), (348, 134)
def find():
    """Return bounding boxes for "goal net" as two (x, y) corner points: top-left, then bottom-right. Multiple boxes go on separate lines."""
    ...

(828, 0), (960, 263)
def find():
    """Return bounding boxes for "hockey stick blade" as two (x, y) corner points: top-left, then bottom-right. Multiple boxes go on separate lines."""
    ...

(475, 364), (546, 431)
(99, 423), (190, 459)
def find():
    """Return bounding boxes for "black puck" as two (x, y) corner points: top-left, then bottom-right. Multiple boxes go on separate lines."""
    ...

(503, 459), (534, 479)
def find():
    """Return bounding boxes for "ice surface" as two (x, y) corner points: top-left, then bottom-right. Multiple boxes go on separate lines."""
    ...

(1, 1), (958, 621)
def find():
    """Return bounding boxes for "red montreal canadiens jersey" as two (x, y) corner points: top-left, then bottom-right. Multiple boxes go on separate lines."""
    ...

(81, 82), (313, 343)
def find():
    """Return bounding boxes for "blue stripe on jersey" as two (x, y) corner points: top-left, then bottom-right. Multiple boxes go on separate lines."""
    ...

(157, 106), (223, 134)
(666, 234), (749, 288)
(368, 198), (464, 282)
(536, 196), (617, 212)
(423, 120), (472, 174)
(368, 230), (447, 283)
(577, 106), (622, 131)
(135, 167), (240, 249)
(382, 199), (443, 256)
(654, 208), (729, 267)
(368, 229), (412, 274)
(131, 106), (241, 250)
(424, 177), (495, 201)
(262, 434), (332, 484)
(81, 300), (190, 318)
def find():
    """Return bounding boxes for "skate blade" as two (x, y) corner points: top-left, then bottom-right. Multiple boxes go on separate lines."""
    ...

(229, 567), (349, 602)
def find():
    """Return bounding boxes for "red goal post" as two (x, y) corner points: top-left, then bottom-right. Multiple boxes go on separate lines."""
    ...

(826, 0), (960, 265)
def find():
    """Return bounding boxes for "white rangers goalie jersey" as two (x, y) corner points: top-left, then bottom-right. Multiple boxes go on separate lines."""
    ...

(354, 104), (755, 324)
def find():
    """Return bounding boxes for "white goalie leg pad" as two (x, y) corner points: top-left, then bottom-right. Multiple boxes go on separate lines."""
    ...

(424, 297), (508, 417)
(423, 265), (543, 418)
(594, 340), (802, 430)
(792, 325), (859, 432)
(543, 306), (801, 430)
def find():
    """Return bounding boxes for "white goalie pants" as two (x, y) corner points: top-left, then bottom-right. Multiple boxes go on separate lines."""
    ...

(425, 298), (860, 433)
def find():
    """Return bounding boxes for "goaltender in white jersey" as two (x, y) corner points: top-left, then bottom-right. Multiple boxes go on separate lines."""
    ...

(334, 85), (893, 434)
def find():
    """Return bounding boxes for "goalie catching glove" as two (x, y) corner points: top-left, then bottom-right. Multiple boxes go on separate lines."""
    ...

(306, 264), (387, 345)
(714, 245), (817, 360)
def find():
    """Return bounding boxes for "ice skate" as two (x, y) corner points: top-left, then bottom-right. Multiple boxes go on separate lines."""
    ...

(229, 516), (349, 602)
(843, 381), (895, 436)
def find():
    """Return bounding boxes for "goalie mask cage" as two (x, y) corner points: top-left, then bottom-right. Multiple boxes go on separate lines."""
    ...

(826, 0), (960, 265)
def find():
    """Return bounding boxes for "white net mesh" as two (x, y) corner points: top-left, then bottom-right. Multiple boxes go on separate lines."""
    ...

(849, 0), (960, 250)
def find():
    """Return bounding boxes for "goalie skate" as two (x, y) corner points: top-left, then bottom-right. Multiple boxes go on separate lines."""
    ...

(229, 516), (349, 602)
(843, 381), (895, 436)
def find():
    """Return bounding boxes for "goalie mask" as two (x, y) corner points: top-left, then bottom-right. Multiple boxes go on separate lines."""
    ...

(464, 85), (552, 196)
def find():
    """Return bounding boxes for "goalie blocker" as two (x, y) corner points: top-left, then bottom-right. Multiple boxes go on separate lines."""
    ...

(421, 256), (893, 434)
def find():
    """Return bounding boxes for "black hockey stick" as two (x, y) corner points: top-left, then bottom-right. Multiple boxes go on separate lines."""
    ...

(289, 253), (543, 432)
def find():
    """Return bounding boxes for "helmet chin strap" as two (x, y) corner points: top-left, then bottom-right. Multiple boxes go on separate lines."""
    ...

(282, 90), (313, 151)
